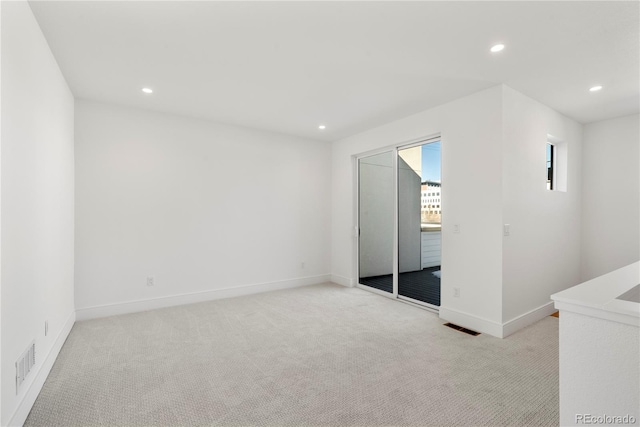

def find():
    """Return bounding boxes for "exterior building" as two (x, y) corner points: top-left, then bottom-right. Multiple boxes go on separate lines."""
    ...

(421, 180), (441, 224)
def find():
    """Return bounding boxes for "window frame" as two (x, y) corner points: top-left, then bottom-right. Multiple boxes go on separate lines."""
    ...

(546, 142), (555, 191)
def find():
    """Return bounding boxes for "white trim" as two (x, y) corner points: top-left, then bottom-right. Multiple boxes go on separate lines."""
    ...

(397, 294), (440, 313)
(351, 155), (359, 290)
(396, 134), (441, 150)
(8, 311), (76, 427)
(502, 301), (556, 338)
(546, 133), (563, 144)
(439, 306), (503, 338)
(356, 284), (439, 316)
(441, 302), (557, 339)
(551, 262), (639, 327)
(76, 274), (330, 321)
(553, 301), (639, 327)
(396, 296), (440, 314)
(392, 148), (399, 297)
(355, 284), (441, 315)
(330, 274), (355, 287)
(356, 283), (393, 298)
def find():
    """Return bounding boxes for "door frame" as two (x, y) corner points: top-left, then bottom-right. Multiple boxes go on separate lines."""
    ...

(354, 133), (441, 312)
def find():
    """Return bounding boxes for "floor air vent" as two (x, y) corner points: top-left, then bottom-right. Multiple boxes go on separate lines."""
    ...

(444, 323), (480, 336)
(16, 341), (35, 394)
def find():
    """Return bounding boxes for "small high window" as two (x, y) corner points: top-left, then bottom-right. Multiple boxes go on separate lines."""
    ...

(546, 142), (555, 190)
(546, 134), (568, 192)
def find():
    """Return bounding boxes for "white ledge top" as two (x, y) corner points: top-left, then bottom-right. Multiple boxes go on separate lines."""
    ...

(551, 262), (640, 327)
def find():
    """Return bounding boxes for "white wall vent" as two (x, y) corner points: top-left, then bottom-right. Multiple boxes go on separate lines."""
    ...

(16, 341), (35, 394)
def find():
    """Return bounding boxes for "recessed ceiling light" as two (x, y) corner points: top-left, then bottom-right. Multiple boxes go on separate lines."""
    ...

(589, 85), (603, 92)
(142, 87), (153, 94)
(490, 44), (505, 53)
(318, 125), (326, 130)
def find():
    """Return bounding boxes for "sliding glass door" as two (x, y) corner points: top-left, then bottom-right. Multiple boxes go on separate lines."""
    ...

(398, 141), (441, 306)
(358, 151), (395, 293)
(357, 138), (441, 309)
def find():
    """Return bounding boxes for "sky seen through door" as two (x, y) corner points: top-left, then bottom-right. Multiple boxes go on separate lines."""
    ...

(421, 141), (441, 182)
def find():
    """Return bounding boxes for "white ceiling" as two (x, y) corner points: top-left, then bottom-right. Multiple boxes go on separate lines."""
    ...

(29, 1), (639, 142)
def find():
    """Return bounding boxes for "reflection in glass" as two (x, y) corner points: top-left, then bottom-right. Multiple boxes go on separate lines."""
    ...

(358, 152), (394, 293)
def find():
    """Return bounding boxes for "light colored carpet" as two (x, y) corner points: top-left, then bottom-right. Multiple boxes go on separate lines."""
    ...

(25, 283), (559, 426)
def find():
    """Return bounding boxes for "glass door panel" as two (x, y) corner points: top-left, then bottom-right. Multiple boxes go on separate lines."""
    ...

(358, 151), (395, 293)
(397, 141), (441, 306)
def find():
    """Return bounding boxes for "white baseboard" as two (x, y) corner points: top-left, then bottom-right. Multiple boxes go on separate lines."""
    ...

(502, 301), (556, 338)
(439, 306), (503, 338)
(76, 274), (331, 321)
(8, 311), (76, 427)
(440, 302), (556, 339)
(330, 274), (355, 287)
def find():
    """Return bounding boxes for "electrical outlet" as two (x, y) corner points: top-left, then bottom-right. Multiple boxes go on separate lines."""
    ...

(453, 224), (461, 234)
(454, 287), (460, 298)
(146, 277), (154, 287)
(504, 224), (511, 237)
(301, 262), (305, 269)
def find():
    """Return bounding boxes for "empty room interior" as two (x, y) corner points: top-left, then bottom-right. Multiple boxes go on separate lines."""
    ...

(1, 1), (639, 426)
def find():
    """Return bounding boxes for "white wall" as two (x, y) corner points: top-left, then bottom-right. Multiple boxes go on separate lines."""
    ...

(1, 2), (75, 425)
(501, 86), (583, 325)
(74, 100), (331, 317)
(559, 311), (639, 426)
(581, 114), (639, 281)
(0, 2), (3, 422)
(332, 86), (505, 334)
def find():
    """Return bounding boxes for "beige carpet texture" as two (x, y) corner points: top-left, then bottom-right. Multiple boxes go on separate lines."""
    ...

(25, 283), (559, 426)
